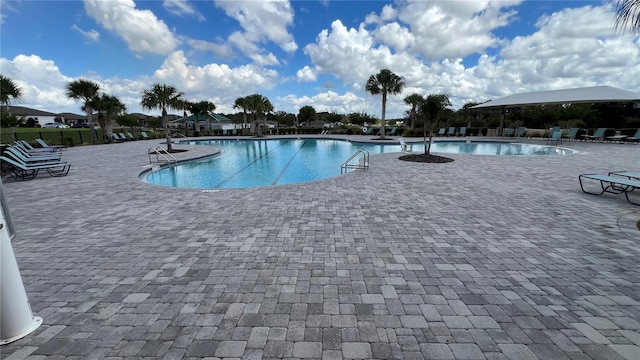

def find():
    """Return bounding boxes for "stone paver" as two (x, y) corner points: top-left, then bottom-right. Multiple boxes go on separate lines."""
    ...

(1, 135), (639, 359)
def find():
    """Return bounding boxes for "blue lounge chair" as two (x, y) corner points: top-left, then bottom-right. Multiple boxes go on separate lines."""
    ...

(388, 127), (397, 136)
(141, 131), (150, 139)
(515, 127), (526, 138)
(458, 127), (466, 137)
(625, 129), (640, 143)
(438, 128), (446, 136)
(112, 133), (123, 142)
(579, 173), (640, 205)
(503, 128), (514, 137)
(546, 131), (562, 145)
(35, 138), (66, 151)
(1, 156), (71, 180)
(563, 128), (578, 141)
(5, 147), (61, 163)
(582, 128), (607, 142)
(448, 127), (456, 136)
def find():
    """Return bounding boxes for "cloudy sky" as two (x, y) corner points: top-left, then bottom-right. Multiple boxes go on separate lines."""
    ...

(1, 0), (639, 119)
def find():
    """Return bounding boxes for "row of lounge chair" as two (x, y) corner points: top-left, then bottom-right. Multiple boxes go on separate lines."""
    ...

(579, 171), (640, 206)
(112, 131), (151, 142)
(437, 127), (467, 136)
(0, 140), (71, 181)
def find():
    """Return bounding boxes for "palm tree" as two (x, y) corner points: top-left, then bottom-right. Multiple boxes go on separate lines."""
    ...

(234, 96), (250, 132)
(403, 93), (424, 131)
(419, 94), (451, 155)
(66, 79), (100, 144)
(140, 83), (185, 152)
(0, 75), (22, 106)
(366, 69), (405, 139)
(92, 93), (126, 142)
(187, 100), (216, 136)
(613, 0), (640, 34)
(246, 94), (273, 136)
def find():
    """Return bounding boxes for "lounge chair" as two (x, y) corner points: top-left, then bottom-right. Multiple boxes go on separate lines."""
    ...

(119, 133), (131, 141)
(458, 127), (467, 137)
(546, 131), (562, 145)
(388, 127), (397, 136)
(447, 127), (456, 136)
(5, 147), (62, 163)
(141, 131), (150, 140)
(438, 128), (446, 136)
(515, 127), (526, 138)
(112, 133), (123, 142)
(126, 132), (137, 140)
(15, 141), (57, 155)
(582, 128), (607, 142)
(579, 173), (640, 205)
(624, 129), (640, 143)
(1, 156), (71, 180)
(609, 171), (640, 181)
(563, 128), (578, 141)
(503, 128), (515, 137)
(35, 138), (66, 151)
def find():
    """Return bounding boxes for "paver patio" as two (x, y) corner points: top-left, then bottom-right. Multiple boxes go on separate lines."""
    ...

(1, 135), (639, 360)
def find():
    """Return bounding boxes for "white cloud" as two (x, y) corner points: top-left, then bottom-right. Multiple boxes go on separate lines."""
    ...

(296, 66), (316, 82)
(163, 0), (205, 21)
(152, 51), (280, 113)
(0, 55), (76, 112)
(279, 91), (371, 115)
(213, 0), (297, 60)
(71, 24), (100, 43)
(83, 0), (178, 55)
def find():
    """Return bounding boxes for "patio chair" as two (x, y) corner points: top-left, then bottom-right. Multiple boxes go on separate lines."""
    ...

(546, 131), (562, 145)
(582, 128), (607, 142)
(0, 156), (71, 180)
(119, 133), (132, 141)
(579, 173), (640, 205)
(388, 127), (397, 136)
(35, 138), (66, 151)
(515, 127), (526, 138)
(458, 127), (467, 137)
(438, 128), (446, 136)
(5, 147), (61, 163)
(563, 128), (578, 141)
(624, 129), (640, 143)
(126, 132), (137, 140)
(609, 171), (640, 181)
(15, 141), (57, 155)
(503, 128), (515, 137)
(448, 127), (456, 136)
(141, 131), (150, 139)
(112, 133), (123, 142)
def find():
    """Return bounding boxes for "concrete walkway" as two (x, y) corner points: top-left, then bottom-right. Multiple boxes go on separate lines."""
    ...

(2, 136), (639, 360)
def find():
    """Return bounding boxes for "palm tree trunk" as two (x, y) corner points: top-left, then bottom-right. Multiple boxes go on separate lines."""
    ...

(380, 93), (387, 139)
(163, 109), (173, 152)
(87, 107), (98, 144)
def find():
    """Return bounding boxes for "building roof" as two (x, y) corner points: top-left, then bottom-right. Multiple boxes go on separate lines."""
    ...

(471, 85), (640, 110)
(3, 105), (58, 117)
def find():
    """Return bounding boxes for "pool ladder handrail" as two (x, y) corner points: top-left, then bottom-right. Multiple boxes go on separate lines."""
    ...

(148, 147), (177, 165)
(341, 148), (369, 174)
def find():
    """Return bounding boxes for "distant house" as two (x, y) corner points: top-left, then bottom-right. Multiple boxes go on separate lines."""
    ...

(4, 106), (58, 126)
(55, 112), (88, 125)
(172, 113), (233, 130)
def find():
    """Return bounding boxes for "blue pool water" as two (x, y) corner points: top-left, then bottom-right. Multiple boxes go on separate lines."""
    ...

(144, 139), (573, 189)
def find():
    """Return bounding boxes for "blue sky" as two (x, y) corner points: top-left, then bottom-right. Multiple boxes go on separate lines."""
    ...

(1, 0), (639, 118)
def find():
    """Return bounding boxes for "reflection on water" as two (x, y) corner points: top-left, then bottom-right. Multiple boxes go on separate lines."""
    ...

(145, 139), (574, 189)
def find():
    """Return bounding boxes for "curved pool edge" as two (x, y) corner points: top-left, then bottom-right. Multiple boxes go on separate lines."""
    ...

(138, 146), (223, 182)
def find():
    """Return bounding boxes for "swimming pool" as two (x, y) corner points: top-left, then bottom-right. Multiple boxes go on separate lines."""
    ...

(144, 139), (573, 189)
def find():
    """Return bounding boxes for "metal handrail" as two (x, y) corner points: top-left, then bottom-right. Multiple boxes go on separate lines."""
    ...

(341, 148), (369, 174)
(148, 147), (177, 165)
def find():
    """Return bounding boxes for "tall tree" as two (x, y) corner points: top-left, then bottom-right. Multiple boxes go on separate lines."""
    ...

(366, 68), (405, 139)
(92, 93), (126, 142)
(419, 94), (451, 155)
(233, 96), (250, 132)
(403, 93), (424, 131)
(0, 75), (22, 106)
(66, 79), (100, 144)
(187, 100), (216, 136)
(140, 83), (185, 152)
(613, 0), (640, 34)
(298, 105), (317, 127)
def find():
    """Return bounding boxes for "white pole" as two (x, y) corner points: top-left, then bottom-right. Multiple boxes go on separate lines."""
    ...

(0, 180), (42, 345)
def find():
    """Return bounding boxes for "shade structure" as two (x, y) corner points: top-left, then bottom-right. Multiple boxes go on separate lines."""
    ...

(471, 86), (640, 110)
